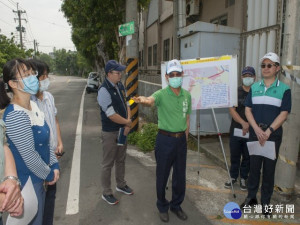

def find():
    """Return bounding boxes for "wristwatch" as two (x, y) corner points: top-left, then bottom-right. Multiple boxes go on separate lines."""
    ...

(269, 126), (274, 133)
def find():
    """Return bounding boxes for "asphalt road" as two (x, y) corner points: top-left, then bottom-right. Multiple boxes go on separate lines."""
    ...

(50, 75), (212, 225)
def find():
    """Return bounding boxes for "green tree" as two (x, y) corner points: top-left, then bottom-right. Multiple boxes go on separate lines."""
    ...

(61, 0), (150, 70)
(38, 53), (54, 72)
(52, 48), (77, 75)
(76, 52), (92, 77)
(51, 49), (89, 76)
(0, 34), (33, 74)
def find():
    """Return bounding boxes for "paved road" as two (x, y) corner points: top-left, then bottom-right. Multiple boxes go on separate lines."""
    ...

(48, 75), (299, 225)
(51, 75), (212, 225)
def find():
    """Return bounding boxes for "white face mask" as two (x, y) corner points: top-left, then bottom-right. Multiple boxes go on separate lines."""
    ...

(39, 78), (50, 92)
(242, 77), (254, 87)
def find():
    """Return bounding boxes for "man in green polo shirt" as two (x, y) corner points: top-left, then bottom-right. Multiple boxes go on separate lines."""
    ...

(241, 52), (291, 217)
(133, 59), (191, 223)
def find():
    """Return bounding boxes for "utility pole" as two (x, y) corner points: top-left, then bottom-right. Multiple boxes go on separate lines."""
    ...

(275, 0), (300, 196)
(13, 3), (26, 49)
(34, 40), (38, 57)
(125, 0), (139, 131)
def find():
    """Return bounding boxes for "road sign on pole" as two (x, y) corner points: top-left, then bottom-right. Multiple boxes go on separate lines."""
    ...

(118, 21), (135, 36)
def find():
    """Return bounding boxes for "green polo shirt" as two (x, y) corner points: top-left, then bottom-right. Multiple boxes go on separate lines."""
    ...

(244, 78), (291, 136)
(152, 86), (192, 132)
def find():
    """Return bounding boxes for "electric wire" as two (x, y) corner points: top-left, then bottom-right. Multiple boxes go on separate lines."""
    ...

(0, 17), (14, 27)
(0, 0), (14, 10)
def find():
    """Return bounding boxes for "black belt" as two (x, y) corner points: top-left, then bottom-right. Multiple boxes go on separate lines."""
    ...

(158, 129), (185, 138)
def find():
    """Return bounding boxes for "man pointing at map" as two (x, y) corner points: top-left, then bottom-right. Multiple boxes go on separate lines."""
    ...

(132, 59), (192, 223)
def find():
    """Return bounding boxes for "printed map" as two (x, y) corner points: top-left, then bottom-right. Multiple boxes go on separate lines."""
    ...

(161, 55), (238, 110)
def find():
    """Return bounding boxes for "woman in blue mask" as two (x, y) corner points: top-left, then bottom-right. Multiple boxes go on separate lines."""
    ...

(2, 58), (60, 225)
(28, 59), (64, 225)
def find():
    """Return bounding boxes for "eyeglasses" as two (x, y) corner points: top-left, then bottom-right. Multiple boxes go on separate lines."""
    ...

(261, 63), (277, 69)
(168, 72), (182, 78)
(110, 71), (122, 75)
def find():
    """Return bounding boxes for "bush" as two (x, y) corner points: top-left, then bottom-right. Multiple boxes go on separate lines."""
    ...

(128, 123), (158, 153)
(127, 131), (140, 145)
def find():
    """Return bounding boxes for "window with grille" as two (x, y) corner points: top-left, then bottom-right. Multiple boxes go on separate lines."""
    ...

(148, 46), (152, 66)
(153, 44), (157, 66)
(163, 39), (170, 61)
(210, 14), (228, 26)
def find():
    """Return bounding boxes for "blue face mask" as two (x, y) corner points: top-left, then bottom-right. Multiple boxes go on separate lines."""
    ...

(20, 75), (40, 94)
(169, 77), (183, 88)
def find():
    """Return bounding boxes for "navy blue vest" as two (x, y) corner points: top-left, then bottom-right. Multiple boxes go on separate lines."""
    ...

(99, 78), (127, 132)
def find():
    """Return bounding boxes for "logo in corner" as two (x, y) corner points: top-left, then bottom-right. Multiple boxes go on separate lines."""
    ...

(223, 202), (242, 219)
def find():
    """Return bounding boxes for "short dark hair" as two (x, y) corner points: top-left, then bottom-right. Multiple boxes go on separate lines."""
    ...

(27, 59), (49, 79)
(3, 58), (31, 92)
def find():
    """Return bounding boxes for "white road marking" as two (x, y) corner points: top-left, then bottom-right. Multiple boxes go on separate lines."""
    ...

(66, 86), (86, 215)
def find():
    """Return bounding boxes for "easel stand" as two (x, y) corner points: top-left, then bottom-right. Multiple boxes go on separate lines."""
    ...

(197, 109), (200, 175)
(211, 108), (236, 198)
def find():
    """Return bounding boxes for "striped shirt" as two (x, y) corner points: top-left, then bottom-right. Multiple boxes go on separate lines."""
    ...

(244, 78), (291, 137)
(3, 101), (59, 186)
(31, 91), (58, 152)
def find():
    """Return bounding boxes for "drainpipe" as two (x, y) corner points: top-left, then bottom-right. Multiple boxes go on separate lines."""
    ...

(173, 0), (180, 59)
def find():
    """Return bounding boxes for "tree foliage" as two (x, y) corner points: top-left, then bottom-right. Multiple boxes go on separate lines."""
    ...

(48, 49), (92, 76)
(0, 34), (33, 74)
(61, 0), (150, 70)
(0, 34), (90, 76)
(38, 53), (54, 72)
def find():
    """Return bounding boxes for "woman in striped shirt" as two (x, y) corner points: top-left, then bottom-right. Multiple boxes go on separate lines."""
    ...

(2, 58), (60, 225)
(0, 80), (24, 224)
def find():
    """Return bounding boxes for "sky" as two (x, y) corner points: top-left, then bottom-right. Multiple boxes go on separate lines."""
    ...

(0, 0), (75, 53)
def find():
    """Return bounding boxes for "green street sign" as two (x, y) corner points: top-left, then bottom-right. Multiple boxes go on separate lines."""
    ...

(118, 21), (135, 37)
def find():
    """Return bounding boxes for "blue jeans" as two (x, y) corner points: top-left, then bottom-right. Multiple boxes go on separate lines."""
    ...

(229, 135), (250, 180)
(43, 183), (56, 225)
(29, 181), (46, 225)
(155, 133), (187, 213)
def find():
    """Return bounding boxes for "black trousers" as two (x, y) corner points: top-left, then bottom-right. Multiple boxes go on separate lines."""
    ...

(155, 133), (187, 213)
(247, 135), (282, 205)
(43, 183), (57, 225)
(229, 135), (250, 180)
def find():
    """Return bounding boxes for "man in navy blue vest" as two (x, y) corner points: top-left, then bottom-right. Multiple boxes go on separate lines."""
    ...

(97, 60), (133, 205)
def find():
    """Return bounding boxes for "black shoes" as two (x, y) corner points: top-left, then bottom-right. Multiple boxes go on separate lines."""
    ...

(102, 194), (119, 205)
(116, 185), (134, 195)
(224, 178), (237, 189)
(159, 208), (188, 222)
(240, 198), (258, 209)
(159, 212), (169, 223)
(240, 178), (247, 191)
(170, 208), (188, 221)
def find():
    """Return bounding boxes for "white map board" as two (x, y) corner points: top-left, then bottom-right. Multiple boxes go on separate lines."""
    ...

(161, 55), (238, 110)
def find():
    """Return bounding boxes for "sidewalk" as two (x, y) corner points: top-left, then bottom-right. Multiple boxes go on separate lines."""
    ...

(127, 135), (300, 225)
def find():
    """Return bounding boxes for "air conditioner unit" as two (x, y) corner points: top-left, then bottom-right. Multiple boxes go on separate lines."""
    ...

(186, 0), (200, 18)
